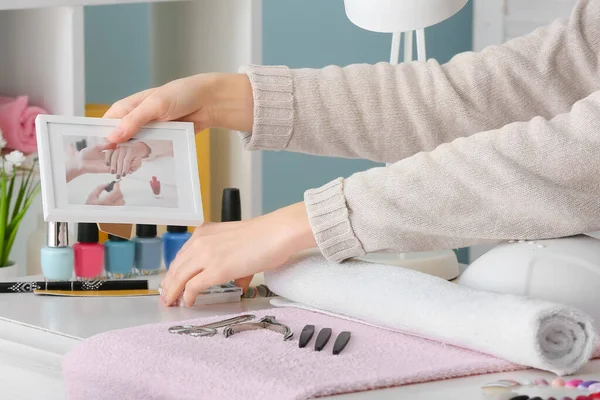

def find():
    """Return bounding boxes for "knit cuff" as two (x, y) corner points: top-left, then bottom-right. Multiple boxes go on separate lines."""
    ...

(237, 65), (294, 150)
(304, 178), (366, 263)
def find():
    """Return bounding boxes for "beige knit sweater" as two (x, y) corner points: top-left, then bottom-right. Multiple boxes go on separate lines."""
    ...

(239, 0), (600, 263)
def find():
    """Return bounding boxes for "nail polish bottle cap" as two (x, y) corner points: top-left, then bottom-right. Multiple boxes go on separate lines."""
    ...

(77, 222), (99, 243)
(136, 224), (157, 238)
(47, 221), (70, 248)
(221, 188), (241, 222)
(108, 234), (127, 242)
(167, 225), (188, 233)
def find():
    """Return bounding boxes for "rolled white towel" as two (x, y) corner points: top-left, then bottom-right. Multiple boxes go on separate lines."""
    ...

(264, 250), (597, 375)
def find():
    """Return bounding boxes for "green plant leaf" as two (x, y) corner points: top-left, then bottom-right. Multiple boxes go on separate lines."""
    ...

(2, 187), (40, 266)
(0, 170), (7, 265)
(4, 172), (16, 248)
(11, 164), (35, 222)
(25, 181), (40, 202)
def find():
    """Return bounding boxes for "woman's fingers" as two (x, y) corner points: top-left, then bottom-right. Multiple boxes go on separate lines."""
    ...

(183, 270), (223, 307)
(110, 148), (120, 175)
(104, 149), (113, 167)
(103, 183), (124, 205)
(115, 149), (124, 179)
(121, 149), (135, 177)
(234, 276), (254, 292)
(107, 95), (168, 143)
(90, 184), (107, 199)
(162, 251), (201, 306)
(104, 88), (155, 119)
(130, 157), (142, 173)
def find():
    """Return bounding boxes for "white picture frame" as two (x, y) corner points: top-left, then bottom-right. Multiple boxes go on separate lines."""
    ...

(35, 115), (203, 227)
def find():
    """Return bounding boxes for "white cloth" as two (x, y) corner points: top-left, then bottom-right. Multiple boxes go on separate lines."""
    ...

(264, 250), (597, 375)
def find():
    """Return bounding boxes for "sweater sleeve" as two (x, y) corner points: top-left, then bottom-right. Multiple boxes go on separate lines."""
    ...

(305, 89), (600, 262)
(239, 0), (600, 164)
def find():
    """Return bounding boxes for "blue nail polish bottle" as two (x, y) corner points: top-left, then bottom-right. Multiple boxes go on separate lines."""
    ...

(105, 234), (135, 279)
(41, 222), (74, 281)
(133, 224), (162, 275)
(162, 225), (191, 270)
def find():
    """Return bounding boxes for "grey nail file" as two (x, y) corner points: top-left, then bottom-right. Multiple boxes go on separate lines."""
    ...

(314, 328), (332, 351)
(332, 331), (351, 355)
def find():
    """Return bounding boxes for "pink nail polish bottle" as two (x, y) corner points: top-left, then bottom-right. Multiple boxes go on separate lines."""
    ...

(73, 223), (104, 280)
(150, 176), (161, 199)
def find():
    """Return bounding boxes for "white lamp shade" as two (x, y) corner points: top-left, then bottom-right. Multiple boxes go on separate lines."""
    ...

(344, 0), (469, 33)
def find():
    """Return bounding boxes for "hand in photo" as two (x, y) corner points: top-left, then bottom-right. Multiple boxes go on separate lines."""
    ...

(104, 141), (149, 178)
(66, 143), (112, 182)
(85, 182), (125, 206)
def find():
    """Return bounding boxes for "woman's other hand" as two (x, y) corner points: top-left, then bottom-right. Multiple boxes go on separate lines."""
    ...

(159, 202), (317, 307)
(103, 73), (254, 143)
(85, 182), (125, 206)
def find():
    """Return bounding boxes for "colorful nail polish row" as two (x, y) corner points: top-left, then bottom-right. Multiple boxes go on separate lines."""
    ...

(41, 222), (192, 281)
(483, 377), (600, 398)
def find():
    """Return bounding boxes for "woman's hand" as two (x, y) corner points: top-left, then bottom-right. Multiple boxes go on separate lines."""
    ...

(85, 182), (125, 206)
(103, 73), (254, 143)
(104, 141), (148, 178)
(159, 202), (317, 307)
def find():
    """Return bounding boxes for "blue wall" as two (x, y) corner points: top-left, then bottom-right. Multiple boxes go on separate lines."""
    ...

(262, 0), (473, 262)
(84, 4), (151, 104)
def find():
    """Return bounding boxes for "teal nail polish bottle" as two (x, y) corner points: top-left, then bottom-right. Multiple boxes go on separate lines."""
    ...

(133, 224), (162, 275)
(41, 222), (74, 281)
(162, 225), (191, 270)
(105, 234), (135, 279)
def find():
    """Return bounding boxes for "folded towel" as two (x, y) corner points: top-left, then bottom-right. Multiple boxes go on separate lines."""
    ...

(63, 308), (524, 400)
(264, 250), (597, 375)
(0, 96), (47, 153)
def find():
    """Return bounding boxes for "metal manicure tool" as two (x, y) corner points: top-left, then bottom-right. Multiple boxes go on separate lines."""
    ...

(223, 315), (293, 341)
(168, 314), (255, 337)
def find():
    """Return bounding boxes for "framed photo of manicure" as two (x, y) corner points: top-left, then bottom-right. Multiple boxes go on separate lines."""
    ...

(35, 115), (203, 226)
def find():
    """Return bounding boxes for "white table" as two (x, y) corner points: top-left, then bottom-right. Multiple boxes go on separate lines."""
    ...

(1, 274), (600, 400)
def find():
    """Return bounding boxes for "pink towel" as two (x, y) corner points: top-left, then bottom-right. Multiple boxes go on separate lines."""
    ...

(0, 96), (47, 153)
(64, 308), (532, 400)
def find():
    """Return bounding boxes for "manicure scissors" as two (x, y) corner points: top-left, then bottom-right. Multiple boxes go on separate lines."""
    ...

(168, 314), (255, 337)
(223, 315), (293, 341)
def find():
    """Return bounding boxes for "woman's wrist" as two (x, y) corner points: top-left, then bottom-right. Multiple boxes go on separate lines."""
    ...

(210, 73), (254, 132)
(273, 202), (317, 254)
(132, 141), (151, 158)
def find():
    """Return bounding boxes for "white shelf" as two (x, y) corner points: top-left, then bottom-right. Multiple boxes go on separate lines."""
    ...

(0, 0), (181, 11)
(0, 0), (262, 274)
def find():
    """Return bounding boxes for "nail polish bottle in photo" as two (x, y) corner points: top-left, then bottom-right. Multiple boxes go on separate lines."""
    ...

(221, 188), (241, 222)
(104, 234), (135, 279)
(150, 176), (161, 199)
(41, 222), (74, 281)
(73, 223), (104, 280)
(162, 225), (191, 270)
(133, 224), (162, 275)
